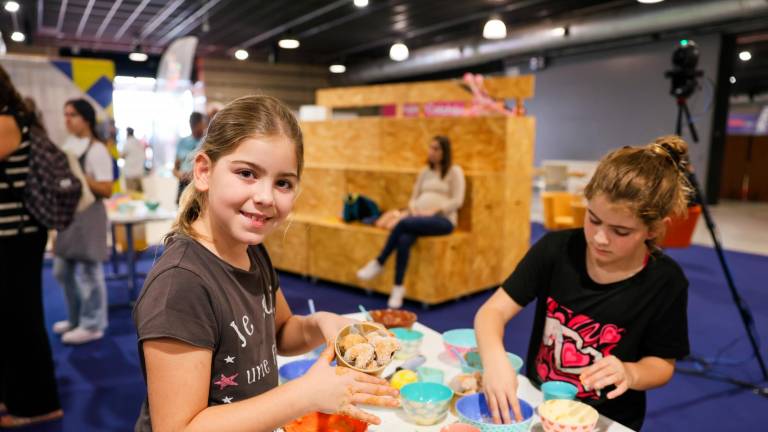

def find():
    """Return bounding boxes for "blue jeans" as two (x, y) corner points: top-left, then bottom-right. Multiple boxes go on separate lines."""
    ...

(377, 215), (454, 285)
(53, 257), (108, 332)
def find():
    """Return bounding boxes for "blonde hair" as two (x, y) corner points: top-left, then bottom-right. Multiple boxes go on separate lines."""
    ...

(169, 95), (303, 242)
(584, 135), (692, 237)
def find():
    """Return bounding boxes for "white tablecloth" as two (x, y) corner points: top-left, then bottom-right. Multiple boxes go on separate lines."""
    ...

(278, 313), (633, 432)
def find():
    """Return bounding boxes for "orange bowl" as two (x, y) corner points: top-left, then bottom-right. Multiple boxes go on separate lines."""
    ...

(369, 309), (417, 328)
(284, 412), (368, 432)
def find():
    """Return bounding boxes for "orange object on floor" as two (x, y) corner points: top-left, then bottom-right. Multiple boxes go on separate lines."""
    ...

(542, 192), (585, 230)
(660, 205), (701, 248)
(284, 412), (368, 432)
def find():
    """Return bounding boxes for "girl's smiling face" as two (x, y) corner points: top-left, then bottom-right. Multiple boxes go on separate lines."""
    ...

(194, 134), (299, 246)
(583, 193), (655, 265)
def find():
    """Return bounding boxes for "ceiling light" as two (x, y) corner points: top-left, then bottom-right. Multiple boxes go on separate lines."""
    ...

(483, 18), (506, 40)
(329, 64), (346, 73)
(637, 0), (664, 4)
(278, 38), (300, 49)
(353, 0), (369, 7)
(551, 27), (567, 37)
(234, 49), (249, 60)
(129, 52), (148, 62)
(10, 31), (24, 42)
(389, 42), (409, 61)
(4, 1), (19, 12)
(738, 50), (752, 61)
(729, 76), (736, 84)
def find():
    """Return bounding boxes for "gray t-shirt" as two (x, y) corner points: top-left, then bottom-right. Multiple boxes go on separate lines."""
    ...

(133, 234), (279, 431)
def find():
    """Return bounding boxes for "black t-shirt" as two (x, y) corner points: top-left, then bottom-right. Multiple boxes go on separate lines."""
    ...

(502, 229), (689, 431)
(133, 234), (280, 431)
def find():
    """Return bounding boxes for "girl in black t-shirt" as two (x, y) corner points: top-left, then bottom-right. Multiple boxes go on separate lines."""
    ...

(134, 96), (399, 432)
(475, 136), (692, 430)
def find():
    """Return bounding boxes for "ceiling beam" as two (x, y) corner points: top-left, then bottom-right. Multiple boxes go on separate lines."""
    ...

(140, 0), (185, 40)
(55, 0), (69, 33)
(95, 0), (124, 40)
(75, 0), (96, 37)
(113, 0), (152, 41)
(235, 0), (350, 49)
(155, 0), (225, 46)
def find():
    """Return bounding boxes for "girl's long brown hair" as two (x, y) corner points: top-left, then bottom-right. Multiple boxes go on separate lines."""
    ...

(169, 95), (303, 243)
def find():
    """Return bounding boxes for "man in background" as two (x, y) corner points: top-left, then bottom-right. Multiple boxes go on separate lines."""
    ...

(122, 127), (145, 193)
(173, 112), (206, 203)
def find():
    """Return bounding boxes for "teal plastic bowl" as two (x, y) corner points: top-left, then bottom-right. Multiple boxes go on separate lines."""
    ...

(463, 351), (523, 374)
(442, 328), (477, 361)
(541, 380), (578, 401)
(144, 200), (160, 211)
(400, 382), (453, 425)
(391, 327), (424, 359)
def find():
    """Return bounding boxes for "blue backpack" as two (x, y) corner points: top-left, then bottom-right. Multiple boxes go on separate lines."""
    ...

(343, 194), (381, 224)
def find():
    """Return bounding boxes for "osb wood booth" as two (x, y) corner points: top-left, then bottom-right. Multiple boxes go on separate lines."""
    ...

(264, 76), (536, 305)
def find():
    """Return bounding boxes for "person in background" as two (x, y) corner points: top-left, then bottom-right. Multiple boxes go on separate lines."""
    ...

(52, 98), (114, 345)
(174, 112), (206, 203)
(356, 135), (465, 308)
(474, 136), (692, 430)
(133, 95), (399, 431)
(122, 127), (146, 193)
(0, 66), (63, 427)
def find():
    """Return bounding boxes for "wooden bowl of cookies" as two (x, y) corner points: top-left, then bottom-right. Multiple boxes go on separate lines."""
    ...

(369, 308), (417, 329)
(334, 322), (400, 376)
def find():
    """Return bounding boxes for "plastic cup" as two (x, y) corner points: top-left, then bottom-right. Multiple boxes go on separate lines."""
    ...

(417, 366), (445, 384)
(541, 381), (578, 401)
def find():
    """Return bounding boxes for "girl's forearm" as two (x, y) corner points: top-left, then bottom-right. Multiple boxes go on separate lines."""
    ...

(276, 314), (325, 356)
(625, 357), (675, 391)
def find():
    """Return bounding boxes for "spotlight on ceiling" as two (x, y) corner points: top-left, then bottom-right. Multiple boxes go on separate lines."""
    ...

(353, 0), (369, 7)
(729, 76), (736, 84)
(389, 42), (409, 61)
(637, 0), (665, 4)
(551, 27), (568, 37)
(738, 50), (752, 61)
(4, 1), (20, 13)
(329, 64), (346, 73)
(234, 49), (249, 60)
(278, 38), (300, 49)
(10, 31), (24, 42)
(483, 17), (506, 40)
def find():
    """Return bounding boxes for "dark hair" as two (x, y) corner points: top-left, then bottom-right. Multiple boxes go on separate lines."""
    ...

(584, 135), (692, 243)
(0, 65), (37, 128)
(428, 135), (452, 178)
(127, 127), (134, 136)
(171, 95), (304, 240)
(189, 112), (205, 128)
(65, 98), (100, 140)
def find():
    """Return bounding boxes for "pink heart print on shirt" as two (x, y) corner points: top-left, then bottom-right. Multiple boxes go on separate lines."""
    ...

(561, 341), (592, 368)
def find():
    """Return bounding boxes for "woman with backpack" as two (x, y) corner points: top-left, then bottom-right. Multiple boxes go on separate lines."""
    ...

(0, 66), (64, 427)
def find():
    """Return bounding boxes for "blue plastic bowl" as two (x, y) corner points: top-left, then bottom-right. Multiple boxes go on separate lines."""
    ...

(278, 358), (315, 382)
(463, 351), (524, 374)
(541, 380), (578, 401)
(400, 382), (454, 425)
(455, 393), (534, 432)
(442, 329), (477, 348)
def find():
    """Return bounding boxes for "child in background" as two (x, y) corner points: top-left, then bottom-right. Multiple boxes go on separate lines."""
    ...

(133, 95), (399, 432)
(475, 136), (692, 430)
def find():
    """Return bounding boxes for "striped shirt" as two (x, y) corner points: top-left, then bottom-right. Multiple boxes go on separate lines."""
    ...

(0, 112), (39, 237)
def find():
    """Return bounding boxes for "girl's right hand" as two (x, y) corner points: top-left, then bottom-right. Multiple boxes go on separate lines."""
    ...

(482, 359), (523, 424)
(301, 342), (400, 424)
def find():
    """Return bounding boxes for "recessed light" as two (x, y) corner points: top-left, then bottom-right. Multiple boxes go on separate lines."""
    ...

(129, 52), (148, 62)
(4, 2), (20, 13)
(389, 42), (409, 61)
(10, 31), (25, 42)
(329, 64), (346, 73)
(483, 18), (507, 40)
(729, 76), (736, 84)
(738, 51), (752, 61)
(234, 49), (248, 60)
(278, 38), (300, 49)
(353, 0), (369, 7)
(637, 0), (664, 4)
(551, 27), (567, 37)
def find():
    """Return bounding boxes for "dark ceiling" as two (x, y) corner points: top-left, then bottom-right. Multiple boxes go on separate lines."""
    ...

(0, 0), (767, 94)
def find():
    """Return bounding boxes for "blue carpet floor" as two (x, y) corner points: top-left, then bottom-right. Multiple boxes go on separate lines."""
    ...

(13, 223), (768, 431)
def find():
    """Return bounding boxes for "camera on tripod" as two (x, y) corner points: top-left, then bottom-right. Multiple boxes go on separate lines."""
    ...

(664, 39), (704, 99)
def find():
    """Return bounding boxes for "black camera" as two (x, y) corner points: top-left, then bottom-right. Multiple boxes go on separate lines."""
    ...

(665, 40), (703, 98)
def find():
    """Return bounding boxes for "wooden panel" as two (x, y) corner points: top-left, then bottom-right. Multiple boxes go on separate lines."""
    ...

(316, 76), (534, 107)
(263, 220), (310, 275)
(345, 171), (416, 213)
(502, 117), (536, 275)
(302, 118), (382, 167)
(293, 167), (345, 218)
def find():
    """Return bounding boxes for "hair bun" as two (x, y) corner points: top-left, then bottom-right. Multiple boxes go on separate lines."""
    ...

(649, 134), (689, 170)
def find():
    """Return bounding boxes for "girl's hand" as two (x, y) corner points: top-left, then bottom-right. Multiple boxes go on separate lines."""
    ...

(482, 358), (523, 424)
(579, 355), (635, 399)
(311, 312), (358, 343)
(301, 343), (400, 424)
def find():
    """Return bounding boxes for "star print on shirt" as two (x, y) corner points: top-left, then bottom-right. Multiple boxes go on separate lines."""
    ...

(222, 396), (233, 404)
(213, 373), (239, 390)
(224, 355), (235, 364)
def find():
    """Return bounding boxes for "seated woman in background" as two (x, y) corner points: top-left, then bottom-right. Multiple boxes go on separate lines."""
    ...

(474, 135), (692, 431)
(356, 135), (465, 308)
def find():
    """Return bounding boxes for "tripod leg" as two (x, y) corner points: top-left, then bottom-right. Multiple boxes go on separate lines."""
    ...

(681, 102), (699, 142)
(676, 103), (684, 136)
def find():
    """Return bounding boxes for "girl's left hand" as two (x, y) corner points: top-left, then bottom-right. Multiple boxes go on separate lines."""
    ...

(311, 312), (359, 342)
(579, 355), (635, 399)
